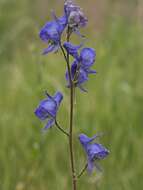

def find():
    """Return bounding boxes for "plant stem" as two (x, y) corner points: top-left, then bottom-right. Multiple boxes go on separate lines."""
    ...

(60, 27), (77, 190)
(55, 120), (69, 137)
(77, 163), (88, 179)
(45, 106), (69, 136)
(67, 27), (77, 190)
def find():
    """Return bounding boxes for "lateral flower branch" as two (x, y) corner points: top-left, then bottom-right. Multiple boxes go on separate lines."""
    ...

(34, 1), (110, 190)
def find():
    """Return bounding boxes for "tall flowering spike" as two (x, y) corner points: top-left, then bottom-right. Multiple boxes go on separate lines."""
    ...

(39, 14), (67, 55)
(64, 0), (88, 32)
(79, 133), (110, 173)
(35, 92), (63, 130)
(35, 0), (109, 187)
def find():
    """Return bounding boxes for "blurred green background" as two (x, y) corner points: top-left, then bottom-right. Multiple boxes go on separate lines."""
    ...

(0, 0), (143, 189)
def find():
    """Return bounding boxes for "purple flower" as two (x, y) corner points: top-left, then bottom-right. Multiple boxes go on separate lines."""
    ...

(65, 60), (88, 91)
(79, 133), (109, 173)
(65, 45), (96, 91)
(64, 43), (96, 70)
(35, 92), (63, 130)
(63, 42), (82, 60)
(80, 47), (96, 74)
(64, 0), (88, 31)
(80, 48), (96, 68)
(39, 14), (67, 55)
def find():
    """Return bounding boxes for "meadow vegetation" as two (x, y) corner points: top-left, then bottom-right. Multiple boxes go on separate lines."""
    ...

(0, 0), (143, 189)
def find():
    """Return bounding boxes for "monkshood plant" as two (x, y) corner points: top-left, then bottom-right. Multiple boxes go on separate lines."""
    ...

(34, 0), (109, 189)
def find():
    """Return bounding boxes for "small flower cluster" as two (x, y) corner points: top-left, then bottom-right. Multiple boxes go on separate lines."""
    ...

(35, 0), (109, 181)
(64, 42), (96, 91)
(39, 0), (87, 55)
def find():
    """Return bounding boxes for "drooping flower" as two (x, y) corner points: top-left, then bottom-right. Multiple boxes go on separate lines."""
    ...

(64, 0), (88, 31)
(39, 14), (67, 55)
(64, 43), (96, 91)
(79, 133), (109, 173)
(35, 92), (63, 130)
(80, 47), (96, 74)
(80, 48), (96, 68)
(65, 61), (88, 91)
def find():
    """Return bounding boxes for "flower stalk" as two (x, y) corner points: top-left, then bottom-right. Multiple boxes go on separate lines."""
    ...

(66, 27), (77, 190)
(35, 1), (110, 190)
(77, 163), (88, 179)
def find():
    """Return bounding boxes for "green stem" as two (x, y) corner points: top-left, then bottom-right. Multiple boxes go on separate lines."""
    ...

(60, 27), (77, 190)
(55, 120), (69, 137)
(77, 163), (88, 179)
(67, 27), (77, 190)
(45, 108), (69, 137)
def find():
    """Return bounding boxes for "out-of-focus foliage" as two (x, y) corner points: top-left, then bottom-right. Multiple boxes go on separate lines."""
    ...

(0, 0), (143, 189)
